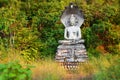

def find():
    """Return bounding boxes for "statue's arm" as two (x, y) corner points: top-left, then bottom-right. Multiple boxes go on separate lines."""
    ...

(64, 28), (68, 39)
(78, 29), (81, 39)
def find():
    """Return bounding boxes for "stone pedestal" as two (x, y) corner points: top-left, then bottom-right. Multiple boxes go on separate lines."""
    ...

(55, 39), (88, 63)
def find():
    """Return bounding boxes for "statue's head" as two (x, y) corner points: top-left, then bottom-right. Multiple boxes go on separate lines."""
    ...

(61, 2), (84, 28)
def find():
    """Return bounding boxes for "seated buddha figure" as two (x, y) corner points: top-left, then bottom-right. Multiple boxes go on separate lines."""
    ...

(64, 14), (81, 40)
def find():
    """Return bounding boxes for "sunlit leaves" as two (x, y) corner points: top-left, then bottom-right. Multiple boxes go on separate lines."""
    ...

(0, 0), (120, 58)
(0, 61), (32, 80)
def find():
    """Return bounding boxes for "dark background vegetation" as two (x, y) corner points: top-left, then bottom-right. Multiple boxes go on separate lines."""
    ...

(0, 0), (120, 59)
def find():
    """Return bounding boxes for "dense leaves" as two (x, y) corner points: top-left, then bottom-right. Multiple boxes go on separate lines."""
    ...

(93, 56), (120, 80)
(0, 0), (120, 59)
(0, 61), (32, 80)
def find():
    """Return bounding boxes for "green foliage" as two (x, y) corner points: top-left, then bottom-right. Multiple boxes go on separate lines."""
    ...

(82, 27), (101, 48)
(0, 61), (32, 80)
(93, 57), (120, 80)
(0, 0), (119, 60)
(87, 48), (101, 58)
(15, 28), (41, 61)
(81, 0), (120, 55)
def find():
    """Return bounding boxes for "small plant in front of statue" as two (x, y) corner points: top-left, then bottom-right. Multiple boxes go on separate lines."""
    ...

(0, 61), (32, 80)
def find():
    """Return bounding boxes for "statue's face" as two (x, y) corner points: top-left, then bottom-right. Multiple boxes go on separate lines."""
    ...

(67, 14), (78, 26)
(70, 14), (75, 26)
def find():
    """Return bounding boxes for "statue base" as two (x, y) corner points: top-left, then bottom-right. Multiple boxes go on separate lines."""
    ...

(55, 39), (88, 63)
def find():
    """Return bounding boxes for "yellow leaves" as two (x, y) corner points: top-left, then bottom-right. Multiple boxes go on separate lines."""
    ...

(96, 45), (107, 54)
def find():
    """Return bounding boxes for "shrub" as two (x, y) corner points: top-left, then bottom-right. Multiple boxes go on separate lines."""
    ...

(0, 61), (32, 80)
(93, 55), (120, 80)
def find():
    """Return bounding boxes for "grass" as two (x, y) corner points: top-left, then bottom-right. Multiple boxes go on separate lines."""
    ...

(31, 60), (66, 80)
(0, 49), (120, 80)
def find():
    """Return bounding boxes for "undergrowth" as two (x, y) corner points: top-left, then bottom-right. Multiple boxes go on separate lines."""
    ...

(0, 49), (120, 80)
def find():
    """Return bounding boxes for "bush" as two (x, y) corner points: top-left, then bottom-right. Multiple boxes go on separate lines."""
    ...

(93, 55), (120, 80)
(0, 61), (32, 80)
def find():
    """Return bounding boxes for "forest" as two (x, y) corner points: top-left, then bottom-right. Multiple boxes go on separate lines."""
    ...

(0, 0), (120, 80)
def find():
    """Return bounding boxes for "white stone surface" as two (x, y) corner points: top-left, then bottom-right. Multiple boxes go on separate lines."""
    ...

(64, 26), (81, 39)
